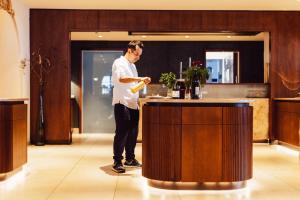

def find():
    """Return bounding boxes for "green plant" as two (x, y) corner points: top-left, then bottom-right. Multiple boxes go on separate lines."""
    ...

(159, 72), (177, 89)
(183, 65), (209, 88)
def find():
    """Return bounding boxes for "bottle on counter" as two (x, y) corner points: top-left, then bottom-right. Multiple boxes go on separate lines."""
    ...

(191, 75), (200, 99)
(172, 79), (186, 99)
(177, 79), (186, 99)
(172, 81), (180, 99)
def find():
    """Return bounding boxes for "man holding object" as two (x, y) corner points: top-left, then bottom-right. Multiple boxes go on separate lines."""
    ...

(111, 40), (151, 173)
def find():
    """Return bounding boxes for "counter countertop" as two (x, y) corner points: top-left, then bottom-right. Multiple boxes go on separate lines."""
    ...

(273, 98), (300, 101)
(0, 98), (29, 102)
(140, 97), (254, 104)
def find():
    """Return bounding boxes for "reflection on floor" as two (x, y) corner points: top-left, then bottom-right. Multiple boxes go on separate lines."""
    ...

(1, 134), (300, 200)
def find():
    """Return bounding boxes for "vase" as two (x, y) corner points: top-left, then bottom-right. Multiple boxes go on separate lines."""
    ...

(167, 88), (173, 97)
(35, 84), (45, 146)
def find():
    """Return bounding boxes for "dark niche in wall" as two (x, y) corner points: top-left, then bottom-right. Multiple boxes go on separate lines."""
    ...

(71, 41), (264, 84)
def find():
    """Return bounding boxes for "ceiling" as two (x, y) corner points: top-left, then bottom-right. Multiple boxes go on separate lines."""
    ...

(20, 0), (300, 11)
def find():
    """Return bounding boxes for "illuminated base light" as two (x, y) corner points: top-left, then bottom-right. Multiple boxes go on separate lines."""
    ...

(0, 165), (29, 190)
(274, 144), (300, 157)
(148, 179), (247, 190)
(141, 178), (250, 199)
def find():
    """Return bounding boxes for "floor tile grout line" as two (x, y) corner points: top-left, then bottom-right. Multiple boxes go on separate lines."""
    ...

(45, 137), (97, 200)
(113, 175), (119, 200)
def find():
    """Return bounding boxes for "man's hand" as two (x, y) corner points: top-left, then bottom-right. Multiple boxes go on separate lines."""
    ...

(141, 77), (151, 84)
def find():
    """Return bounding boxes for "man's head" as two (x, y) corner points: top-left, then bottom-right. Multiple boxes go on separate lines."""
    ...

(126, 40), (144, 63)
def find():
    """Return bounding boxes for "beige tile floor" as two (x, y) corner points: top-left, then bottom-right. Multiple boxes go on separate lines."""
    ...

(1, 134), (300, 200)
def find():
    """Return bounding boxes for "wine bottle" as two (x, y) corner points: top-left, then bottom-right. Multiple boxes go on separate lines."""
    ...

(172, 81), (180, 99)
(177, 79), (186, 99)
(191, 76), (200, 99)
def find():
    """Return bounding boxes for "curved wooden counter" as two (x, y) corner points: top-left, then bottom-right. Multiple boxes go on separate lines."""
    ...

(0, 99), (28, 178)
(142, 99), (253, 184)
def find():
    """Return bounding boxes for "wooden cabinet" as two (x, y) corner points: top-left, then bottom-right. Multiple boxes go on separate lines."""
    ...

(142, 102), (253, 183)
(0, 101), (27, 174)
(274, 101), (300, 146)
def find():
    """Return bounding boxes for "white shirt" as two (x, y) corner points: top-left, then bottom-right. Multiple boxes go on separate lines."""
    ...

(112, 56), (139, 110)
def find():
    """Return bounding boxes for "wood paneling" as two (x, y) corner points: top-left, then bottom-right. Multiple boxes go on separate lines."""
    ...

(30, 10), (71, 144)
(30, 9), (300, 143)
(142, 105), (181, 181)
(182, 107), (222, 124)
(68, 10), (98, 31)
(182, 125), (222, 182)
(142, 103), (252, 182)
(0, 103), (27, 173)
(222, 107), (253, 181)
(274, 101), (300, 146)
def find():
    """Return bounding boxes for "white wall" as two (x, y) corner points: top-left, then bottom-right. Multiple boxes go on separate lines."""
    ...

(0, 0), (29, 98)
(0, 0), (30, 141)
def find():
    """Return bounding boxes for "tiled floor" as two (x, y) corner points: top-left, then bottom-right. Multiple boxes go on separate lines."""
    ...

(1, 134), (300, 200)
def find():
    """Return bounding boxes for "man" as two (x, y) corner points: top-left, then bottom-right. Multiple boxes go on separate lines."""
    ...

(111, 40), (151, 173)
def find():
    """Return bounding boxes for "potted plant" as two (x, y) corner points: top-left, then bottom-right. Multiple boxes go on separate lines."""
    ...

(183, 61), (209, 99)
(159, 72), (177, 96)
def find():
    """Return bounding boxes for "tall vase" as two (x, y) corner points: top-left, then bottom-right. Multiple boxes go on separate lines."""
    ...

(36, 83), (45, 146)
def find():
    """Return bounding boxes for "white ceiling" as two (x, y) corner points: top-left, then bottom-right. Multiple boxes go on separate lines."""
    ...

(19, 0), (300, 11)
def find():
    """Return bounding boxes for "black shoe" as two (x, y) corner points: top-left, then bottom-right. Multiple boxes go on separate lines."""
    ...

(124, 159), (142, 167)
(112, 161), (125, 173)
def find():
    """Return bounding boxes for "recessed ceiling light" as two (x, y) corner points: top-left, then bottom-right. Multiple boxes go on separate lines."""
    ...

(227, 36), (232, 38)
(185, 35), (190, 38)
(141, 35), (147, 38)
(93, 77), (99, 81)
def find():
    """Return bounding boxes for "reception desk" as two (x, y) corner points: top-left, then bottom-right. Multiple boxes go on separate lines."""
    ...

(0, 99), (28, 178)
(142, 98), (253, 187)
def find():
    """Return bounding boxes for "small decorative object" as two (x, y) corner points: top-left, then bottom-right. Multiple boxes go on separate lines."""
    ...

(183, 60), (209, 99)
(0, 0), (14, 16)
(20, 58), (29, 70)
(31, 48), (53, 146)
(159, 72), (177, 97)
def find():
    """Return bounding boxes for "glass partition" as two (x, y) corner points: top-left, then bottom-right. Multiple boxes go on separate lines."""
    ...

(82, 50), (123, 133)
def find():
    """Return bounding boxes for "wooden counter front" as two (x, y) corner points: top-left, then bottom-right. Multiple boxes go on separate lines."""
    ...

(0, 100), (27, 175)
(142, 101), (253, 183)
(273, 99), (300, 147)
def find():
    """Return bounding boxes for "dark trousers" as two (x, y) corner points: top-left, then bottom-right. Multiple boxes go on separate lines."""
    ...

(113, 103), (139, 162)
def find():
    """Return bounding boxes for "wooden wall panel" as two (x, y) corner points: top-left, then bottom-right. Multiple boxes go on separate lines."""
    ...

(68, 10), (98, 31)
(30, 9), (300, 143)
(271, 12), (300, 98)
(30, 10), (71, 144)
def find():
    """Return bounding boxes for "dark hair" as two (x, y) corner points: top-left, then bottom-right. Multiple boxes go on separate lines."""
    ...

(127, 40), (144, 51)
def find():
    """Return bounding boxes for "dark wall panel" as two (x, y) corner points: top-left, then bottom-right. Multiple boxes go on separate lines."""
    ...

(71, 41), (264, 84)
